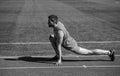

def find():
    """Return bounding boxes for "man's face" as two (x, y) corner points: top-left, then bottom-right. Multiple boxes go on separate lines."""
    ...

(48, 19), (55, 28)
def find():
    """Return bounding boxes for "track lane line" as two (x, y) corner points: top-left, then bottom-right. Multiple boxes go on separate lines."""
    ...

(0, 41), (120, 45)
(0, 65), (120, 70)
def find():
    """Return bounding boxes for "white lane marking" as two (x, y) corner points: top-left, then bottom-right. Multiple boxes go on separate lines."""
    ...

(0, 65), (120, 70)
(0, 42), (50, 45)
(0, 55), (120, 58)
(0, 41), (120, 45)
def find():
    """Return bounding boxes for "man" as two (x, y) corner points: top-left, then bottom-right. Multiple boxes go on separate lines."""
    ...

(48, 15), (115, 65)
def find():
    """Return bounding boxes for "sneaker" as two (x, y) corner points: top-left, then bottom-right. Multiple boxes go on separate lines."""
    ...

(109, 50), (115, 61)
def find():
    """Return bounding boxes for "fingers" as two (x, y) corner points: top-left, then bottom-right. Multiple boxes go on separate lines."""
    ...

(55, 62), (62, 66)
(55, 60), (62, 66)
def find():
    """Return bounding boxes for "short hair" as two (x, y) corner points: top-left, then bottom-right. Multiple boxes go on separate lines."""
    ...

(48, 15), (58, 24)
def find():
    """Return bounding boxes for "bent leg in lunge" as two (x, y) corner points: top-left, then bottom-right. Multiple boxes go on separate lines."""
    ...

(49, 34), (60, 59)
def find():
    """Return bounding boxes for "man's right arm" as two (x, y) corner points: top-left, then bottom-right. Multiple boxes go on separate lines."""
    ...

(56, 30), (64, 65)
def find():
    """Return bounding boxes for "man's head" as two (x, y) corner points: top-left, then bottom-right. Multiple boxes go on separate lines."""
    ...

(48, 15), (58, 27)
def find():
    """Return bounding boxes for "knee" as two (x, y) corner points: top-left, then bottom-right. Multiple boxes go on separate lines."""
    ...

(71, 46), (80, 53)
(49, 34), (54, 42)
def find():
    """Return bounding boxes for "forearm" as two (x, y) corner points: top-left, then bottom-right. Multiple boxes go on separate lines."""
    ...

(57, 45), (62, 60)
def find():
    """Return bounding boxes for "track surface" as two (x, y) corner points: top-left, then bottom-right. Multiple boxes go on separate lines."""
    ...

(0, 56), (120, 76)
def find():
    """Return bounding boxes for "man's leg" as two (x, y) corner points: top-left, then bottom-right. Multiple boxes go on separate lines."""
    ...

(72, 46), (110, 55)
(71, 46), (115, 61)
(49, 34), (63, 64)
(49, 34), (59, 58)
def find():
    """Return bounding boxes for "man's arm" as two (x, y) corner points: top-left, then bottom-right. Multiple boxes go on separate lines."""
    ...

(56, 30), (64, 65)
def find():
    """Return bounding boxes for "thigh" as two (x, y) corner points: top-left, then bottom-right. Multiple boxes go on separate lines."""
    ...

(62, 43), (79, 52)
(78, 47), (93, 54)
(69, 46), (93, 55)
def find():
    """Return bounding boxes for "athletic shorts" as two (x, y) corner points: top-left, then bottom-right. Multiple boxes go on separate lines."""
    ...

(62, 37), (79, 51)
(49, 34), (79, 52)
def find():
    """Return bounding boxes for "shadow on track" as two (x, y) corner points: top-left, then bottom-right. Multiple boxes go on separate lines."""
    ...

(4, 56), (111, 64)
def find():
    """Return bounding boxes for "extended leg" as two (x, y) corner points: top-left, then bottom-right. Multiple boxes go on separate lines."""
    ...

(71, 46), (115, 61)
(71, 46), (110, 55)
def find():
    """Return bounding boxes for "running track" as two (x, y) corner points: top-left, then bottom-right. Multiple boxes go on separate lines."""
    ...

(0, 55), (120, 76)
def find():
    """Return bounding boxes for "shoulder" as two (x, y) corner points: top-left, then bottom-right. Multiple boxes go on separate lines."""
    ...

(56, 21), (65, 30)
(57, 30), (64, 38)
(58, 21), (64, 26)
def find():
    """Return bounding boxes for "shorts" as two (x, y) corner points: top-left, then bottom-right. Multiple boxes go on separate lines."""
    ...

(49, 34), (79, 52)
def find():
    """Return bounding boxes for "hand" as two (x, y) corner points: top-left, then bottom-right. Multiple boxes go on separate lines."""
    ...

(55, 60), (62, 66)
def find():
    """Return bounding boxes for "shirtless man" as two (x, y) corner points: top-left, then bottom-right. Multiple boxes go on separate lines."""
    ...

(48, 15), (115, 65)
